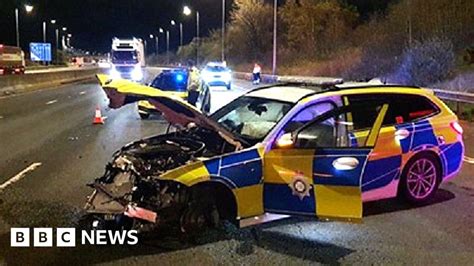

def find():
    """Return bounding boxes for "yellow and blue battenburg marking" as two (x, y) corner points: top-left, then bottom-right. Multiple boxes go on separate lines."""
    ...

(98, 75), (464, 222)
(160, 147), (265, 218)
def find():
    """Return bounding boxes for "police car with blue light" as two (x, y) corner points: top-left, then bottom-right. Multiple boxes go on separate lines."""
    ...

(137, 68), (189, 119)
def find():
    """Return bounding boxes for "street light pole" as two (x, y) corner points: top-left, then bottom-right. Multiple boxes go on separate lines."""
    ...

(155, 36), (159, 55)
(166, 30), (170, 64)
(221, 0), (225, 62)
(61, 27), (67, 50)
(15, 8), (20, 47)
(183, 6), (200, 65)
(43, 21), (46, 43)
(179, 22), (183, 47)
(272, 0), (277, 75)
(55, 28), (59, 63)
(196, 11), (200, 65)
(14, 5), (34, 48)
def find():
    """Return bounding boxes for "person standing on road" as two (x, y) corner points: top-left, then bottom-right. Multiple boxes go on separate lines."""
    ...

(252, 63), (262, 85)
(187, 66), (201, 106)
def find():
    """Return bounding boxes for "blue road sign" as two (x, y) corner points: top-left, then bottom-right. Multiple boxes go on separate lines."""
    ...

(30, 43), (52, 62)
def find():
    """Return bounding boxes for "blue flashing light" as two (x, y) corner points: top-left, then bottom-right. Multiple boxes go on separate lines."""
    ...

(176, 74), (184, 82)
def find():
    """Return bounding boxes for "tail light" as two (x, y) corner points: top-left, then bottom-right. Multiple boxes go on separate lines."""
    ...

(450, 121), (463, 135)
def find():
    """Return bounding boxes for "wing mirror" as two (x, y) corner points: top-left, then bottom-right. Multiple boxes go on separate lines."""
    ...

(275, 133), (295, 148)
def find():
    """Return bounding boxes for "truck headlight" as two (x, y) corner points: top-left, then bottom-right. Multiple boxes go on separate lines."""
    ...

(110, 66), (120, 79)
(131, 66), (143, 81)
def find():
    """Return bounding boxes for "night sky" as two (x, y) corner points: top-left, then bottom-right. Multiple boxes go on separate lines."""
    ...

(0, 0), (392, 54)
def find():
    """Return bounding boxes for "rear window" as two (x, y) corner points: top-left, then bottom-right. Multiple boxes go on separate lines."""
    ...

(346, 93), (439, 127)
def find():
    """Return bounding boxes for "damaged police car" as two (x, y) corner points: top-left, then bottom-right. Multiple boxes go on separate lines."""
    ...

(84, 74), (464, 234)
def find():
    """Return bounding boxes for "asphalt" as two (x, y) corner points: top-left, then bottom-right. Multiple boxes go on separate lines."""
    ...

(0, 77), (473, 265)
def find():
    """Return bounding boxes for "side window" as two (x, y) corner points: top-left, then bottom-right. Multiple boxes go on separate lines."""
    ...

(346, 94), (439, 126)
(294, 104), (387, 149)
(281, 102), (335, 134)
(387, 95), (438, 124)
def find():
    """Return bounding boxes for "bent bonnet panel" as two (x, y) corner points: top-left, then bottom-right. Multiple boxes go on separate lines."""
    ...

(96, 74), (242, 148)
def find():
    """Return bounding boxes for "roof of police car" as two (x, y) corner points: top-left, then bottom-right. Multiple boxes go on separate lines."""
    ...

(245, 82), (424, 103)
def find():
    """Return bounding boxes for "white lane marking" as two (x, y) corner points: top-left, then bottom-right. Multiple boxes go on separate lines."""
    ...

(46, 99), (58, 105)
(0, 162), (42, 191)
(79, 91), (86, 95)
(464, 156), (474, 164)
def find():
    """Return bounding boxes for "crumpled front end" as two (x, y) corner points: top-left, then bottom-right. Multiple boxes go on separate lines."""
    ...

(84, 134), (206, 230)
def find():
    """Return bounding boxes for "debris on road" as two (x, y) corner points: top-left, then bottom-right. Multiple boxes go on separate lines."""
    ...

(45, 99), (58, 105)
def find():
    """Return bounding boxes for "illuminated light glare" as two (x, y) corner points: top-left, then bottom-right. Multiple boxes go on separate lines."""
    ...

(25, 4), (34, 13)
(222, 72), (232, 83)
(332, 157), (359, 170)
(176, 74), (184, 82)
(276, 133), (294, 148)
(109, 67), (120, 79)
(131, 65), (143, 81)
(450, 121), (463, 135)
(183, 6), (192, 16)
(395, 129), (410, 141)
(170, 20), (176, 26)
(50, 19), (56, 24)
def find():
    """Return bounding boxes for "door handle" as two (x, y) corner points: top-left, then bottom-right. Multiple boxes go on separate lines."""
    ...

(395, 128), (410, 140)
(332, 157), (359, 170)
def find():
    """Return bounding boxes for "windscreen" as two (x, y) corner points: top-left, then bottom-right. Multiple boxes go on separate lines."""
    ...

(112, 50), (138, 62)
(210, 96), (293, 142)
(204, 65), (229, 72)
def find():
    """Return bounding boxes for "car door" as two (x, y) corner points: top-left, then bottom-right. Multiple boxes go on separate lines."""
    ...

(342, 94), (433, 202)
(263, 102), (389, 221)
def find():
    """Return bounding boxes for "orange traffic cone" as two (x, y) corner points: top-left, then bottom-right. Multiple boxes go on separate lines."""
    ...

(93, 106), (104, 124)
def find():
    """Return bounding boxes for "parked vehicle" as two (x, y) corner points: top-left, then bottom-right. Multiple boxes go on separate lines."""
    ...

(138, 68), (189, 119)
(0, 44), (25, 75)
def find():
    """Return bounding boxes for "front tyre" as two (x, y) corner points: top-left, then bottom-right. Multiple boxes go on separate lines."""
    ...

(180, 200), (219, 235)
(226, 83), (232, 90)
(399, 153), (441, 204)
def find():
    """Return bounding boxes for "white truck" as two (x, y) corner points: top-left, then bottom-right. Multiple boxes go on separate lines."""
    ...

(110, 38), (145, 81)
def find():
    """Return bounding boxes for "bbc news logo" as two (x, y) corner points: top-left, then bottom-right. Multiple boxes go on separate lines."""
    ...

(11, 228), (138, 247)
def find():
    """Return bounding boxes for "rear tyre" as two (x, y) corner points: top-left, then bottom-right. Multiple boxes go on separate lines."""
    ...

(227, 83), (232, 90)
(139, 112), (150, 119)
(399, 153), (441, 204)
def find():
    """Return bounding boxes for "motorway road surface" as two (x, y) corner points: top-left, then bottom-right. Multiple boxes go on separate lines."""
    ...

(0, 78), (473, 265)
